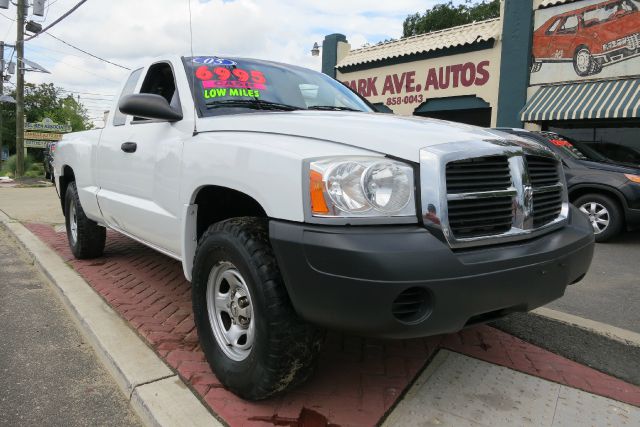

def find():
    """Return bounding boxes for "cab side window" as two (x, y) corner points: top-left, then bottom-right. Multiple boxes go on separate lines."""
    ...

(113, 68), (143, 126)
(134, 62), (182, 122)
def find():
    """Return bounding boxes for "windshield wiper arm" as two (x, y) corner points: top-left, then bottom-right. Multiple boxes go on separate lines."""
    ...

(205, 99), (300, 111)
(307, 105), (360, 111)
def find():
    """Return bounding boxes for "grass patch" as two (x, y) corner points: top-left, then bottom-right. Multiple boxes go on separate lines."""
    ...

(1, 154), (44, 179)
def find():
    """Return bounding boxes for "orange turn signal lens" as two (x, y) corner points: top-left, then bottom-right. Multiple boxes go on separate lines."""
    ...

(310, 170), (329, 215)
(625, 174), (640, 183)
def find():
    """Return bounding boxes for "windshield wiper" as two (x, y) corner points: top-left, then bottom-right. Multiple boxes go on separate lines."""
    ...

(205, 99), (300, 111)
(307, 105), (360, 111)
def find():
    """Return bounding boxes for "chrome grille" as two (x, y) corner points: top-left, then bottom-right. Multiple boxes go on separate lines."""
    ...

(448, 196), (514, 238)
(532, 189), (563, 228)
(526, 155), (560, 186)
(445, 155), (515, 239)
(446, 156), (511, 194)
(420, 139), (569, 249)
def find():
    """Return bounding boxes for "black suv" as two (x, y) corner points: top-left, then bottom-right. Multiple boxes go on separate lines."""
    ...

(495, 129), (640, 242)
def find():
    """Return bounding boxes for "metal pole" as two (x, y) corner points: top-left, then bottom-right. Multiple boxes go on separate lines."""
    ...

(15, 0), (25, 177)
(0, 41), (4, 169)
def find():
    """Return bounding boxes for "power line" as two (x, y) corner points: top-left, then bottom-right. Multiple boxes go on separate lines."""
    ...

(46, 0), (63, 9)
(23, 49), (121, 82)
(25, 0), (88, 42)
(45, 32), (130, 70)
(70, 96), (113, 101)
(0, 11), (15, 22)
(33, 0), (62, 22)
(60, 89), (114, 97)
(3, 19), (14, 40)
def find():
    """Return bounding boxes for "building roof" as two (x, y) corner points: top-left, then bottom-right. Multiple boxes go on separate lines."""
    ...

(336, 18), (502, 69)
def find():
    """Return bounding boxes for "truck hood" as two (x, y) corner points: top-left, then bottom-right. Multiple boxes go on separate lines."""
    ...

(196, 111), (507, 162)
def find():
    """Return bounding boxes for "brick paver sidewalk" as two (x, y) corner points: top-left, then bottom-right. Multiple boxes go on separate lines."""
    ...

(26, 223), (640, 426)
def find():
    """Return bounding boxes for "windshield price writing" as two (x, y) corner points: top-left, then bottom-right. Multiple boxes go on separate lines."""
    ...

(196, 66), (267, 90)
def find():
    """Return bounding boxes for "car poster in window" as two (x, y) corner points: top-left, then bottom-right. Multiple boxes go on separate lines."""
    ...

(193, 57), (268, 100)
(531, 0), (640, 84)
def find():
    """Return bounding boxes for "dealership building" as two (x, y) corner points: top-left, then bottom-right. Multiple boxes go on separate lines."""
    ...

(321, 0), (640, 156)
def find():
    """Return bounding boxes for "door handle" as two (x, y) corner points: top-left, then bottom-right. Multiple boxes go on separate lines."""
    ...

(121, 142), (137, 153)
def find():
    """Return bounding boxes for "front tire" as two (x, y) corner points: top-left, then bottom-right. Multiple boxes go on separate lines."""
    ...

(64, 181), (106, 259)
(573, 46), (601, 77)
(192, 217), (324, 400)
(574, 193), (623, 243)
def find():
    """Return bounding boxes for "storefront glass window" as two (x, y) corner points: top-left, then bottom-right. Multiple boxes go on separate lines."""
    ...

(548, 124), (640, 167)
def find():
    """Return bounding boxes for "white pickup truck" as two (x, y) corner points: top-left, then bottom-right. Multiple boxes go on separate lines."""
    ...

(55, 55), (595, 400)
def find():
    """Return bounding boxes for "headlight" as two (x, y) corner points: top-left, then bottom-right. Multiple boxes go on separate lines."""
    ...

(308, 157), (416, 219)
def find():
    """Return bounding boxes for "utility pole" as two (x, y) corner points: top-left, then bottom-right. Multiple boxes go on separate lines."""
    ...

(15, 0), (25, 177)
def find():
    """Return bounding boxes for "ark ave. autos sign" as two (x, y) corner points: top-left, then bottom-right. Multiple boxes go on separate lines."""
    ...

(343, 60), (491, 107)
(336, 44), (501, 117)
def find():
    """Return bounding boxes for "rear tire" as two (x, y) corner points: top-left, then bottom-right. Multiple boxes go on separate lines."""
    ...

(531, 56), (542, 73)
(192, 217), (324, 400)
(64, 181), (106, 259)
(574, 193), (623, 243)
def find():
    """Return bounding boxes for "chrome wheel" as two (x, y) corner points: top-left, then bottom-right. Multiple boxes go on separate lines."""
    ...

(69, 200), (78, 244)
(206, 262), (254, 362)
(575, 49), (591, 73)
(579, 202), (609, 234)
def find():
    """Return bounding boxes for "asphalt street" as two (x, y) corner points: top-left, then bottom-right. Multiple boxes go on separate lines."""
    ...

(548, 230), (640, 334)
(0, 225), (142, 427)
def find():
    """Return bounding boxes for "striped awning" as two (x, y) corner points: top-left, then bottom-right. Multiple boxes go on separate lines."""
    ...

(521, 79), (640, 122)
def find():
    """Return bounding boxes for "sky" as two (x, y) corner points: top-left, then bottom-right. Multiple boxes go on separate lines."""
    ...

(0, 0), (450, 124)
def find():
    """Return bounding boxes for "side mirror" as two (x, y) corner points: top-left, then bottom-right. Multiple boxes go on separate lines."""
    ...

(119, 93), (183, 122)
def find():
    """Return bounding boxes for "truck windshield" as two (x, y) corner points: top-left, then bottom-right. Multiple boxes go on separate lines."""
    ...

(183, 56), (373, 116)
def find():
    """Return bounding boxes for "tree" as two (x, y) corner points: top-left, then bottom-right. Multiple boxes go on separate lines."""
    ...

(403, 0), (500, 37)
(0, 83), (93, 155)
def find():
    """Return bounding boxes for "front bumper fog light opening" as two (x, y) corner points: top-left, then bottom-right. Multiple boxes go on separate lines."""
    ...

(391, 287), (431, 324)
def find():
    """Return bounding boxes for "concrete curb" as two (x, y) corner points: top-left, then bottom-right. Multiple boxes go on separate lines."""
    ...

(532, 307), (640, 348)
(0, 212), (222, 427)
(493, 309), (640, 386)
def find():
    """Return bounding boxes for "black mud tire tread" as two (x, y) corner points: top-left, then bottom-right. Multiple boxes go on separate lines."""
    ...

(64, 181), (106, 259)
(191, 217), (325, 401)
(574, 193), (623, 243)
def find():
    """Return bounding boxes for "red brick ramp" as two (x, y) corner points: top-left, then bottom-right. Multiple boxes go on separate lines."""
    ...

(26, 223), (640, 426)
